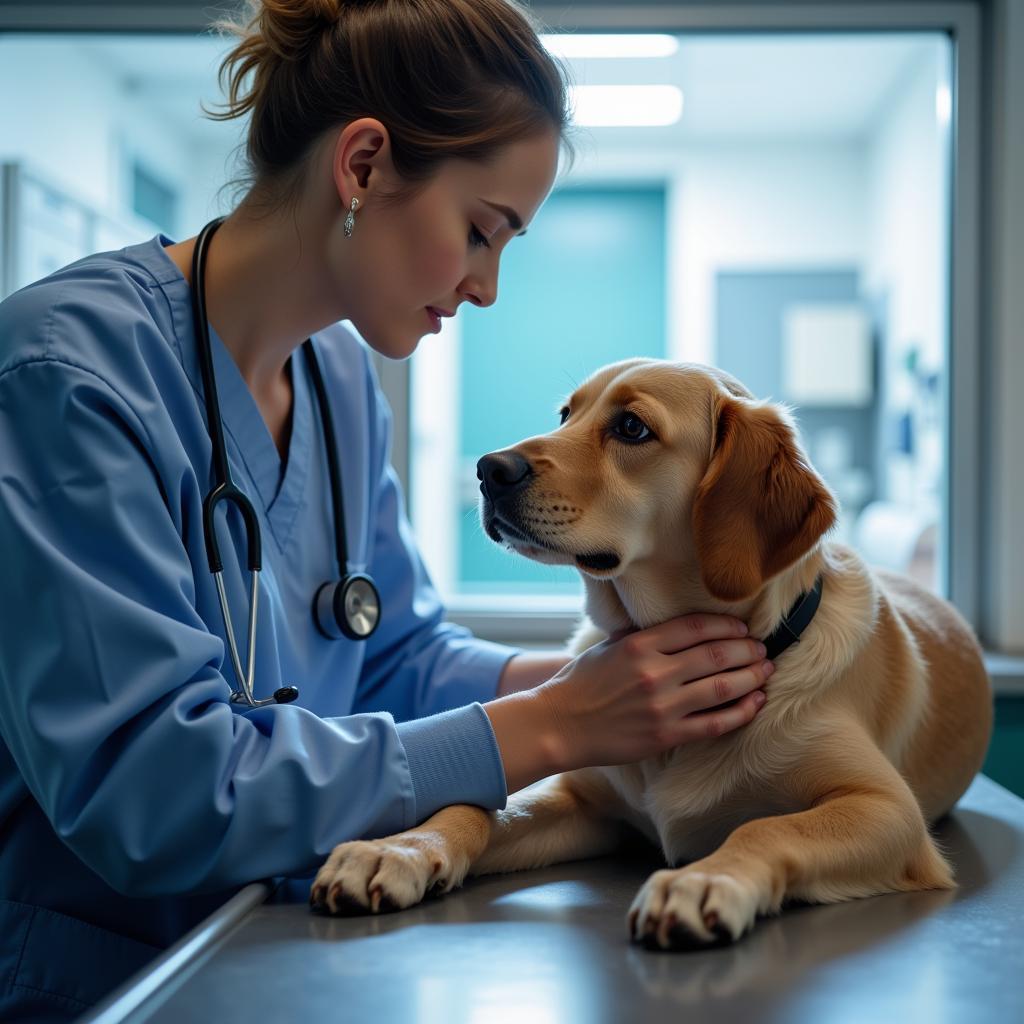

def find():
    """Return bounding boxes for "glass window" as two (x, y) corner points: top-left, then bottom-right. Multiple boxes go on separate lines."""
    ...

(0, 30), (953, 608)
(410, 32), (953, 606)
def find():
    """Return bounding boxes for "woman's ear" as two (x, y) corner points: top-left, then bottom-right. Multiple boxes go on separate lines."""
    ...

(692, 395), (837, 602)
(331, 117), (393, 196)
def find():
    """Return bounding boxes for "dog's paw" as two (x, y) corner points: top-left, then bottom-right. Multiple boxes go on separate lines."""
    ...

(627, 868), (760, 951)
(309, 835), (461, 916)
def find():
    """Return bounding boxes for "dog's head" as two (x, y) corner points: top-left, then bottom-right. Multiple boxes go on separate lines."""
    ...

(478, 359), (837, 604)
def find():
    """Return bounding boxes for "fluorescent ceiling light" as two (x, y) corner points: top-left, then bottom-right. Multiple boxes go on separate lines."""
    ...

(541, 33), (679, 59)
(569, 85), (684, 127)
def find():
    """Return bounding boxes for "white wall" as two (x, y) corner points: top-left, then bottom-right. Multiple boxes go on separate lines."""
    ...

(0, 37), (232, 240)
(671, 143), (867, 363)
(567, 140), (867, 364)
(863, 48), (950, 377)
(858, 46), (950, 568)
(0, 40), (115, 211)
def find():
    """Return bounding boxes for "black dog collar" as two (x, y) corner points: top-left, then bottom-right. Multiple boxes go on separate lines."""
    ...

(761, 575), (824, 660)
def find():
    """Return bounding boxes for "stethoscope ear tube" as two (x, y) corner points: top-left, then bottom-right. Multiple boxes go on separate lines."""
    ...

(193, 217), (285, 709)
(193, 217), (381, 710)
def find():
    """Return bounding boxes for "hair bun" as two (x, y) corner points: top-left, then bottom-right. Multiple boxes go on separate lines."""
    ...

(257, 0), (344, 62)
(211, 0), (570, 211)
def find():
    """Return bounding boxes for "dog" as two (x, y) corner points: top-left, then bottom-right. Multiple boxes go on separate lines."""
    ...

(311, 358), (992, 950)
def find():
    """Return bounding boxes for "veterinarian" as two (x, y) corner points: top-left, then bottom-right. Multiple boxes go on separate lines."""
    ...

(0, 1), (773, 1018)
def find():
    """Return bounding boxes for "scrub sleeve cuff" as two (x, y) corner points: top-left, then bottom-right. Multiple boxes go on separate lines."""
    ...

(396, 702), (509, 824)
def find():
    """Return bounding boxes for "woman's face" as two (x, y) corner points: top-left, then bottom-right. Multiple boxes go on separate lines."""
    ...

(338, 130), (561, 360)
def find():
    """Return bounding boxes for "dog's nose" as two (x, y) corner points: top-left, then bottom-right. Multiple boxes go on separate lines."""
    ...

(476, 452), (533, 501)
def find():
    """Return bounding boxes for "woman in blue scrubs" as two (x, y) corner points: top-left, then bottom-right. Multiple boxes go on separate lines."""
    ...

(0, 1), (774, 1018)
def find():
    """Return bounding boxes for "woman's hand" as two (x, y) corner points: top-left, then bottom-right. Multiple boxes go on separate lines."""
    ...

(534, 614), (773, 774)
(484, 614), (772, 793)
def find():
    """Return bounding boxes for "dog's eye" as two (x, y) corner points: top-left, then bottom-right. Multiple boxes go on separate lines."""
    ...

(613, 412), (653, 443)
(559, 406), (570, 425)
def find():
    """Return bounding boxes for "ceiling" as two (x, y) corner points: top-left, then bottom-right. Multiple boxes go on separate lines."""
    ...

(65, 31), (945, 148)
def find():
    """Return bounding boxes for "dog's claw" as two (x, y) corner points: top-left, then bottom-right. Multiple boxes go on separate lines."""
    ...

(326, 884), (368, 917)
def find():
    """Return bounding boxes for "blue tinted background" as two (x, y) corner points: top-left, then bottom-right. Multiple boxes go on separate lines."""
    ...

(458, 187), (667, 593)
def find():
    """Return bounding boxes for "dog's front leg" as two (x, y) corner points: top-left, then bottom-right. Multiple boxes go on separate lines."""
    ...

(311, 770), (625, 915)
(471, 769), (628, 876)
(629, 731), (955, 950)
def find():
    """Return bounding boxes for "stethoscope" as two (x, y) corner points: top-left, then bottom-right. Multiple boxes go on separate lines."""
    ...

(190, 217), (381, 709)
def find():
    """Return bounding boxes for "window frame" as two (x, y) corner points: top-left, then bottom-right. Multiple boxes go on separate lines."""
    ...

(4, 1), (1017, 693)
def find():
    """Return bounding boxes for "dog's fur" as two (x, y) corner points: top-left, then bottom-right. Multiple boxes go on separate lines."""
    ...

(311, 359), (992, 950)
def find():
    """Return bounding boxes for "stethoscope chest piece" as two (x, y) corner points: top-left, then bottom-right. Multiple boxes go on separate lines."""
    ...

(315, 574), (381, 641)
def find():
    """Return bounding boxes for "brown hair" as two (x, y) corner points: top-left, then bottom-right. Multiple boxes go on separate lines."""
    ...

(208, 0), (573, 210)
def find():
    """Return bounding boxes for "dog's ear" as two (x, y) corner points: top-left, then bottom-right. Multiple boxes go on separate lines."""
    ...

(692, 395), (837, 602)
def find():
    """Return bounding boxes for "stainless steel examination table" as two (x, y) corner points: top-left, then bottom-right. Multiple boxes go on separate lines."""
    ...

(83, 774), (1024, 1023)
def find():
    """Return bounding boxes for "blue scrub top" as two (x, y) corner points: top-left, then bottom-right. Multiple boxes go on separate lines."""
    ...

(0, 236), (515, 1019)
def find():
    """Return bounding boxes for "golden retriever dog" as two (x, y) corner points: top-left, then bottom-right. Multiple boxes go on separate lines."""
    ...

(311, 359), (992, 950)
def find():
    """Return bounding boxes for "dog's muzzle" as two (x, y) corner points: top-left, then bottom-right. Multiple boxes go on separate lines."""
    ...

(476, 450), (621, 574)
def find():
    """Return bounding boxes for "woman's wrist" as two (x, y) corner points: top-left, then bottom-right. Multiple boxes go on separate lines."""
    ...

(483, 688), (569, 793)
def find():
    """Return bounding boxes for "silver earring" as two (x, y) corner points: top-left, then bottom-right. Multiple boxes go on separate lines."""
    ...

(344, 196), (360, 238)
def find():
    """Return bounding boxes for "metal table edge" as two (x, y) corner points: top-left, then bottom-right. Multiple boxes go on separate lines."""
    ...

(76, 881), (273, 1024)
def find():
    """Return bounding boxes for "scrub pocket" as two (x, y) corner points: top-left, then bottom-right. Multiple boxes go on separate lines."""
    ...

(0, 898), (161, 1020)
